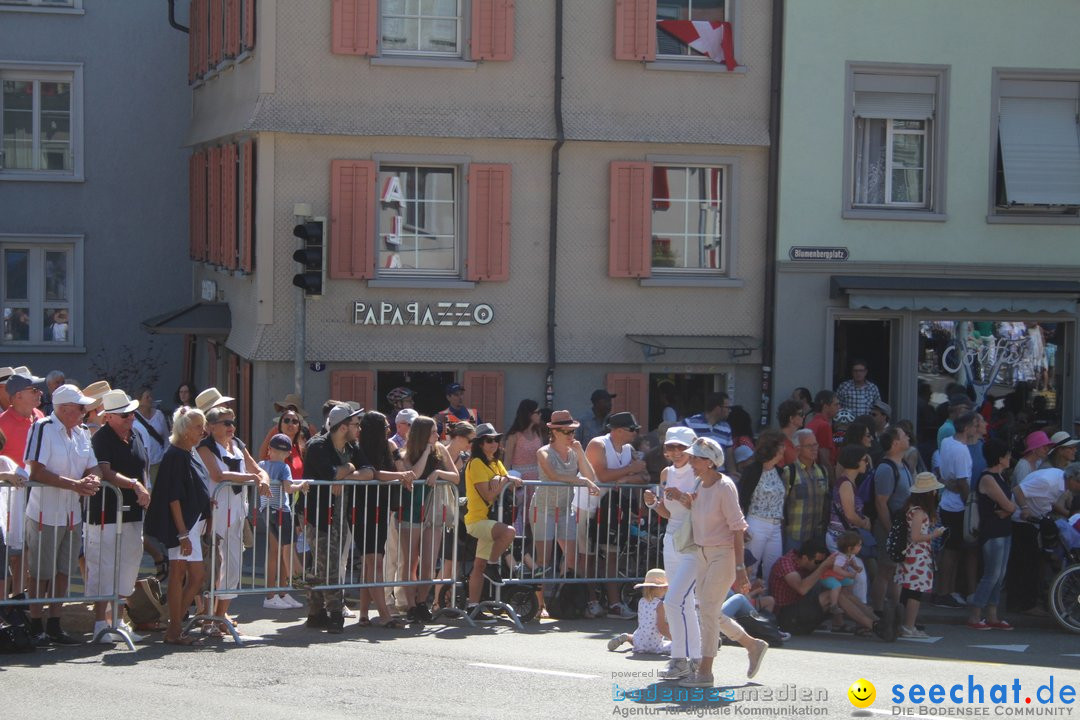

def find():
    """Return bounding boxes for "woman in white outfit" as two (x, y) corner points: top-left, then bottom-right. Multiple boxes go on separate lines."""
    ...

(737, 429), (788, 584)
(642, 426), (701, 680)
(197, 406), (269, 634)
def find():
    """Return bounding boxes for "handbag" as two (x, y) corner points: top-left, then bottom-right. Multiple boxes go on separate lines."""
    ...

(963, 489), (980, 544)
(673, 479), (702, 554)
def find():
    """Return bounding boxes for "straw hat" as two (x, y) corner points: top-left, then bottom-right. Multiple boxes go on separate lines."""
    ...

(634, 568), (669, 589)
(910, 472), (944, 494)
(100, 390), (139, 415)
(195, 387), (233, 413)
(547, 409), (580, 430)
(273, 393), (308, 416)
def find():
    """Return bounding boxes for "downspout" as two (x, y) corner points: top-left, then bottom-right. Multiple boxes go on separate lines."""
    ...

(545, 0), (565, 409)
(760, 0), (783, 427)
(168, 0), (189, 33)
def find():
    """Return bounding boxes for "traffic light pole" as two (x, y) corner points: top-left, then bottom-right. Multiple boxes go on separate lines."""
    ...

(294, 284), (305, 400)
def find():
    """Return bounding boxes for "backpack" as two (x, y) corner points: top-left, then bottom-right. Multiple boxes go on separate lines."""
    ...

(731, 609), (785, 647)
(543, 579), (588, 619)
(885, 511), (909, 563)
(0, 605), (34, 655)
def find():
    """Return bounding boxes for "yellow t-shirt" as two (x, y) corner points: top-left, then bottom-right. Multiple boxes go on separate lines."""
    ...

(465, 457), (507, 525)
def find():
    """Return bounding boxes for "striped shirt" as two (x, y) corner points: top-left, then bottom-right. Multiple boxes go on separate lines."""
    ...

(680, 413), (733, 448)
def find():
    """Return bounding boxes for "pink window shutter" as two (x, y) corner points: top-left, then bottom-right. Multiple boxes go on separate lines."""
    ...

(243, 0), (255, 49)
(466, 163), (511, 282)
(241, 140), (255, 273)
(207, 146), (222, 266)
(221, 144), (238, 270)
(471, 0), (515, 61)
(609, 161), (652, 278)
(189, 153), (199, 260)
(226, 0), (241, 58)
(194, 151), (207, 261)
(210, 0), (223, 67)
(614, 0), (657, 61)
(463, 371), (505, 430)
(332, 0), (378, 56)
(329, 159), (376, 280)
(606, 373), (648, 422)
(330, 370), (375, 411)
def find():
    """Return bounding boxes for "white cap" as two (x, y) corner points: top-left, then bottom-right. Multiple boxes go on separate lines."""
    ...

(52, 384), (94, 407)
(396, 408), (419, 426)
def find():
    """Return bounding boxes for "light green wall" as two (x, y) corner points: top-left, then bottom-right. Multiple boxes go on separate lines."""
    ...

(777, 0), (1080, 264)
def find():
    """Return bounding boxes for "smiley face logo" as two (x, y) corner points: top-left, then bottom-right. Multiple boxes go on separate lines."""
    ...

(847, 679), (876, 708)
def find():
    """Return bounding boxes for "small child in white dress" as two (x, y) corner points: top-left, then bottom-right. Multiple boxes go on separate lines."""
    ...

(607, 568), (671, 654)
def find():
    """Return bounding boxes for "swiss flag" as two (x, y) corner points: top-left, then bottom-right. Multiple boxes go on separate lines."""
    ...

(657, 20), (736, 71)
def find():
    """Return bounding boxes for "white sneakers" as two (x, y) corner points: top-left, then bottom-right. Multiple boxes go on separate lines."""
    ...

(263, 594), (305, 610)
(607, 602), (637, 620)
(899, 625), (929, 639)
(659, 658), (696, 680)
(584, 600), (605, 619)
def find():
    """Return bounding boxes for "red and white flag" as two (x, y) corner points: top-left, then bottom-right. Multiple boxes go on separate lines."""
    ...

(657, 20), (736, 71)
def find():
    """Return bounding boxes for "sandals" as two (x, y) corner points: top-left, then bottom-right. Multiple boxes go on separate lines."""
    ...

(356, 616), (372, 627)
(164, 634), (204, 646)
(371, 616), (405, 629)
(854, 627), (873, 638)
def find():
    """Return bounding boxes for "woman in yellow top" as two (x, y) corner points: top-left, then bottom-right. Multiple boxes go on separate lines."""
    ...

(464, 423), (522, 622)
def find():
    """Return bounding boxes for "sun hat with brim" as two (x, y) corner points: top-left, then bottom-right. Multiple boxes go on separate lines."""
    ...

(475, 423), (502, 439)
(664, 426), (697, 447)
(0, 367), (14, 382)
(910, 472), (945, 494)
(100, 390), (140, 414)
(195, 388), (234, 413)
(1050, 431), (1080, 450)
(547, 409), (580, 430)
(606, 411), (641, 431)
(82, 381), (111, 401)
(52, 384), (95, 407)
(326, 405), (363, 432)
(633, 568), (669, 589)
(273, 393), (308, 416)
(685, 437), (725, 467)
(12, 366), (32, 376)
(1023, 431), (1054, 455)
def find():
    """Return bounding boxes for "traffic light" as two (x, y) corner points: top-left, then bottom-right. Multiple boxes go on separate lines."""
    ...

(292, 220), (324, 296)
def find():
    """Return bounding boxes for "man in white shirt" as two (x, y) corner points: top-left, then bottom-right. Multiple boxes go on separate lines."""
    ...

(24, 384), (102, 644)
(933, 411), (978, 609)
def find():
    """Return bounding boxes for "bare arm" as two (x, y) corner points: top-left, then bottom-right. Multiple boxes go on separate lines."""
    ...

(503, 433), (518, 470)
(655, 602), (670, 640)
(241, 444), (272, 496)
(196, 446), (259, 486)
(586, 438), (645, 484)
(28, 459), (100, 497)
(908, 509), (943, 543)
(98, 461), (150, 508)
(875, 492), (891, 532)
(784, 553), (837, 596)
(839, 479), (871, 530)
(978, 473), (1017, 516)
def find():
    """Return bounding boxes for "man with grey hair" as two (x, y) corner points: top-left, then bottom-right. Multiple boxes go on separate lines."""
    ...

(781, 428), (829, 553)
(39, 370), (66, 417)
(933, 410), (979, 609)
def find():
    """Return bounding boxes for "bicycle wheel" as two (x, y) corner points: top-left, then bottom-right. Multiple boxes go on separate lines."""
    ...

(1049, 564), (1080, 634)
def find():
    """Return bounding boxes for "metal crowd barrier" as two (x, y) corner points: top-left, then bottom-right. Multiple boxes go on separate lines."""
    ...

(1, 480), (135, 650)
(193, 478), (467, 644)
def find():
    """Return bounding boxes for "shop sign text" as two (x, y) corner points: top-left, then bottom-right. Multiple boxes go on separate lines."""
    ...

(353, 301), (494, 327)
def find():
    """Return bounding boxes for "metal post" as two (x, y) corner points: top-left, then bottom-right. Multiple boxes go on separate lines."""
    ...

(295, 286), (305, 398)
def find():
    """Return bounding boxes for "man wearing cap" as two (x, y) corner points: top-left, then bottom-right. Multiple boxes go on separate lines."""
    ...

(87, 390), (151, 643)
(933, 411), (980, 609)
(1014, 431), (1053, 486)
(835, 359), (881, 418)
(0, 372), (45, 595)
(435, 382), (478, 441)
(869, 400), (891, 438)
(576, 389), (615, 447)
(680, 393), (737, 477)
(390, 408), (418, 450)
(583, 411), (648, 619)
(24, 384), (103, 644)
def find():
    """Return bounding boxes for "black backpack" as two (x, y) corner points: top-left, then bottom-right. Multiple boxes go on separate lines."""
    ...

(886, 511), (909, 563)
(732, 609), (785, 647)
(544, 580), (588, 620)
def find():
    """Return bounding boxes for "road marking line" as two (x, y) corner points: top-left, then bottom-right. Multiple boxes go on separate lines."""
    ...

(468, 662), (598, 679)
(970, 644), (1028, 653)
(880, 653), (1005, 666)
(897, 635), (942, 644)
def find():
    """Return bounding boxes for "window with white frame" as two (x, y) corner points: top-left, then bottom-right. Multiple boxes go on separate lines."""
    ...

(844, 65), (948, 217)
(992, 74), (1080, 218)
(377, 164), (458, 275)
(651, 165), (726, 272)
(381, 0), (462, 56)
(0, 65), (80, 177)
(2, 241), (75, 345)
(656, 0), (727, 59)
(0, 1), (78, 7)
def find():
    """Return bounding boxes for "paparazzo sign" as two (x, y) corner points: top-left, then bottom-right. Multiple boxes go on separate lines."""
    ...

(352, 301), (494, 327)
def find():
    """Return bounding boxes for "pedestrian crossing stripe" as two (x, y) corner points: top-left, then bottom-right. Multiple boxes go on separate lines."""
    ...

(897, 635), (942, 643)
(970, 644), (1029, 652)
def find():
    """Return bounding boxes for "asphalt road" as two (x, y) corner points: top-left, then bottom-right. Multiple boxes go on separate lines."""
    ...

(3, 597), (1078, 720)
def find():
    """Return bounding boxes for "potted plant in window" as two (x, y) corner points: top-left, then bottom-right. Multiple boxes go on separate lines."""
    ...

(651, 237), (675, 268)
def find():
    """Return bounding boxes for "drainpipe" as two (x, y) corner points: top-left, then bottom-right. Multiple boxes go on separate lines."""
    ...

(760, 0), (784, 427)
(167, 0), (189, 33)
(545, 0), (565, 409)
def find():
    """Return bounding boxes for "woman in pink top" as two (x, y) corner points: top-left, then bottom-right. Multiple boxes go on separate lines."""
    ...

(504, 399), (543, 533)
(679, 437), (769, 689)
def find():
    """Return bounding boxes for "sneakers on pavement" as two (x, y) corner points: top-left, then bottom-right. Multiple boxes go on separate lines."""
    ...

(45, 626), (81, 646)
(899, 625), (929, 638)
(988, 620), (1014, 630)
(92, 621), (123, 644)
(966, 619), (991, 630)
(678, 672), (715, 688)
(584, 600), (605, 619)
(279, 593), (305, 609)
(950, 592), (968, 606)
(607, 602), (636, 620)
(340, 605), (356, 618)
(118, 621), (146, 643)
(931, 594), (963, 609)
(659, 658), (696, 680)
(263, 595), (291, 610)
(607, 633), (629, 651)
(483, 564), (504, 586)
(746, 639), (768, 679)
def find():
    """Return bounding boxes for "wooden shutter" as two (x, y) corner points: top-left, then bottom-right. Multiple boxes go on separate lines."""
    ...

(193, 150), (207, 261)
(329, 159), (376, 279)
(225, 0), (241, 58)
(243, 0), (256, 49)
(226, 351), (239, 400)
(189, 153), (200, 260)
(466, 163), (511, 282)
(606, 373), (648, 424)
(221, 144), (238, 270)
(195, 0), (209, 77)
(614, 0), (656, 61)
(609, 161), (652, 278)
(332, 0), (378, 56)
(208, 146), (222, 266)
(241, 139), (255, 273)
(330, 370), (375, 411)
(471, 0), (514, 61)
(463, 371), (505, 431)
(210, 0), (224, 67)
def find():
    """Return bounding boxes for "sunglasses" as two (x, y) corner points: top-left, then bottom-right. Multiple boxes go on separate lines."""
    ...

(215, 419), (236, 427)
(664, 443), (687, 451)
(553, 429), (575, 436)
(281, 417), (300, 425)
(482, 437), (500, 444)
(115, 411), (134, 419)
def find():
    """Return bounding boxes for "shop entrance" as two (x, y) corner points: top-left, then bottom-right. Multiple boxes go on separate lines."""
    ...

(376, 371), (456, 418)
(648, 372), (728, 430)
(833, 319), (893, 404)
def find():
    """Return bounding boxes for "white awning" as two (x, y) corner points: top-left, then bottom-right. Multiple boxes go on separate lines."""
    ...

(999, 96), (1080, 205)
(847, 293), (1077, 315)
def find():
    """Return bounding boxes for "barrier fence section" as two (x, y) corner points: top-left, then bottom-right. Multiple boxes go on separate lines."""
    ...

(195, 478), (467, 642)
(1, 480), (135, 650)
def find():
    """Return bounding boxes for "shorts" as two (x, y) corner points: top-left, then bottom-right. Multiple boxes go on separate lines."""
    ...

(466, 519), (498, 561)
(84, 521), (144, 597)
(530, 503), (577, 542)
(168, 518), (206, 562)
(24, 519), (80, 579)
(257, 506), (295, 543)
(4, 487), (26, 551)
(820, 576), (854, 590)
(940, 509), (966, 550)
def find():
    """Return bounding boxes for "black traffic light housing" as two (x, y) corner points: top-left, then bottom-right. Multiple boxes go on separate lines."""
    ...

(292, 220), (324, 296)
